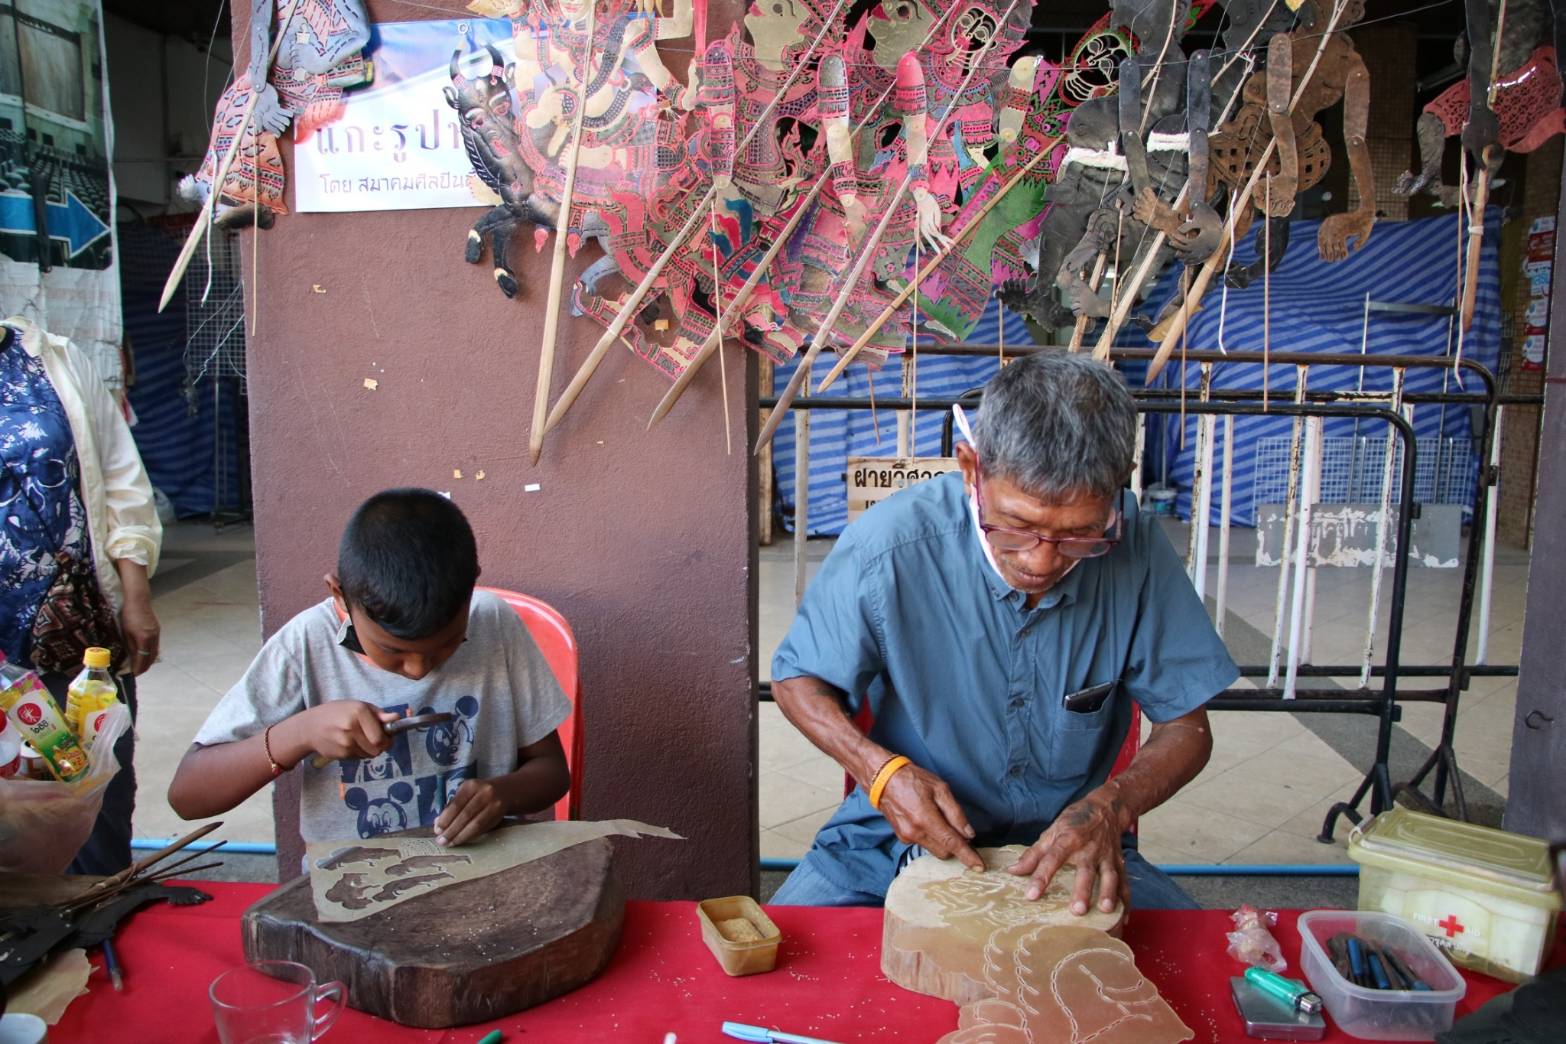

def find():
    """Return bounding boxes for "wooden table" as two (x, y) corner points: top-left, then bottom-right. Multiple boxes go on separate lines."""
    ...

(49, 882), (1559, 1042)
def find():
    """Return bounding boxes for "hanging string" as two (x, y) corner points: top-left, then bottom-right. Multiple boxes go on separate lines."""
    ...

(1179, 265), (1190, 450)
(868, 362), (883, 446)
(910, 237), (920, 454)
(996, 297), (1004, 366)
(249, 136), (260, 337)
(1263, 173), (1273, 411)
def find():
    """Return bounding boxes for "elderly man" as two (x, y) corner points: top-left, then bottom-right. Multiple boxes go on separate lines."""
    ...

(770, 350), (1238, 912)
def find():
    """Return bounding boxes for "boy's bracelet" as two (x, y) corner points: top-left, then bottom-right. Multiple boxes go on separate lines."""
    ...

(263, 724), (285, 777)
(868, 755), (912, 811)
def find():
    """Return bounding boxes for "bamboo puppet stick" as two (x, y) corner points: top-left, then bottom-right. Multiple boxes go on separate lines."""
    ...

(813, 133), (1059, 393)
(1067, 254), (1108, 349)
(1089, 40), (1268, 359)
(753, 0), (1020, 450)
(647, 178), (828, 428)
(647, 1), (966, 428)
(530, 0), (598, 466)
(1459, 0), (1509, 332)
(1146, 0), (1354, 381)
(541, 0), (855, 440)
(158, 1), (299, 314)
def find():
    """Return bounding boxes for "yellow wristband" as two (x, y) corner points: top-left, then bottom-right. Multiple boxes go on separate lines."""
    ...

(868, 755), (912, 810)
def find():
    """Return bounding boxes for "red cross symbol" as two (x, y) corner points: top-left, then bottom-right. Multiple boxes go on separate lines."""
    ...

(1438, 914), (1466, 938)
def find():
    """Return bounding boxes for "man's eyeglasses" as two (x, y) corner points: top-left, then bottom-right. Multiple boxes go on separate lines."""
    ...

(973, 462), (1121, 559)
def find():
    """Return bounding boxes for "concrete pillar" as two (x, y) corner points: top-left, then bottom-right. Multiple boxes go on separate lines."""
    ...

(238, 0), (758, 899)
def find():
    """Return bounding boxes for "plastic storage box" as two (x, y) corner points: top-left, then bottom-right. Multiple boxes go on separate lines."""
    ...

(1348, 808), (1562, 982)
(1299, 910), (1466, 1041)
(697, 896), (781, 976)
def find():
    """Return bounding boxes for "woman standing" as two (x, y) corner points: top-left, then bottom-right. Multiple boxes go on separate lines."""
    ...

(1, 316), (161, 874)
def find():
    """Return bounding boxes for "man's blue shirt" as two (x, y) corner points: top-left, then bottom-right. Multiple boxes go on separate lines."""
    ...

(771, 472), (1239, 896)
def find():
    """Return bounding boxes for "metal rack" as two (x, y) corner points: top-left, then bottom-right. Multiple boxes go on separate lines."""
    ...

(756, 343), (1538, 843)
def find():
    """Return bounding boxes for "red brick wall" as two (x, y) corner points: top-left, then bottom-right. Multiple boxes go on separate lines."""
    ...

(1496, 138), (1561, 548)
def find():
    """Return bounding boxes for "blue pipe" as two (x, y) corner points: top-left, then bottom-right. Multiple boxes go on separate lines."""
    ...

(760, 857), (1358, 876)
(131, 838), (276, 855)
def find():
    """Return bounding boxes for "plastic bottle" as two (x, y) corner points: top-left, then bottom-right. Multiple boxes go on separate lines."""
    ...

(66, 647), (119, 745)
(0, 711), (19, 779)
(0, 653), (90, 782)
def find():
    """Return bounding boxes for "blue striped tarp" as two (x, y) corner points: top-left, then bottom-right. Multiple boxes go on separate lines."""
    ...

(1134, 212), (1502, 525)
(774, 214), (1502, 536)
(772, 296), (1013, 535)
(118, 221), (243, 518)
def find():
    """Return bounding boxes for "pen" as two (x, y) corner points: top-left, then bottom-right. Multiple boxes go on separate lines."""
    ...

(1346, 936), (1368, 987)
(722, 1020), (844, 1044)
(101, 938), (124, 992)
(1243, 967), (1324, 1015)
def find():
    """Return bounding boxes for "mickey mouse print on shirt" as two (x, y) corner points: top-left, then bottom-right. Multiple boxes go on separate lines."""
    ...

(339, 696), (481, 839)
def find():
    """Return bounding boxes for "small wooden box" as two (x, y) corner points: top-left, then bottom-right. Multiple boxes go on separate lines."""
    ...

(697, 896), (780, 976)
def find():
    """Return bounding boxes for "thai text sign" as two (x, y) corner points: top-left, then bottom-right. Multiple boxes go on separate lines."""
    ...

(294, 19), (510, 212)
(846, 457), (961, 521)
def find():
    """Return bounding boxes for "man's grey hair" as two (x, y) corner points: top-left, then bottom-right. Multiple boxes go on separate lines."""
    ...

(972, 350), (1137, 502)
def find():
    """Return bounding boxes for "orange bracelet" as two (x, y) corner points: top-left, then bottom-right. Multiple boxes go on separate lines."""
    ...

(868, 755), (912, 810)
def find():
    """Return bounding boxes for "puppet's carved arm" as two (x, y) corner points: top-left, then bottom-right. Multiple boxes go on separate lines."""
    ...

(1319, 55), (1375, 261)
(1262, 33), (1298, 214)
(996, 56), (1040, 160)
(820, 55), (867, 237)
(897, 54), (949, 251)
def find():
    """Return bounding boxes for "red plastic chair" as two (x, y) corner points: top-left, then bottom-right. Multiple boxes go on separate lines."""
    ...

(843, 702), (1142, 833)
(477, 586), (582, 821)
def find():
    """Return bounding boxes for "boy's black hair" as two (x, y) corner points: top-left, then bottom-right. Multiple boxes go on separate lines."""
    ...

(338, 488), (479, 640)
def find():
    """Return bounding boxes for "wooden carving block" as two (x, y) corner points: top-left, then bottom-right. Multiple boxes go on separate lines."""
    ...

(882, 845), (1125, 1005)
(243, 837), (624, 1028)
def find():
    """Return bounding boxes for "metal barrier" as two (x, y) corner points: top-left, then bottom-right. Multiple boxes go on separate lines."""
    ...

(758, 343), (1539, 843)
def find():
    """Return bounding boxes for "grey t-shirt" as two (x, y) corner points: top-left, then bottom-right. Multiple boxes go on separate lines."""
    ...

(193, 591), (572, 843)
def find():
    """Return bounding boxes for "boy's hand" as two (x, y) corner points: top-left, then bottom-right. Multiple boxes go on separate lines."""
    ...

(435, 780), (506, 847)
(305, 702), (399, 761)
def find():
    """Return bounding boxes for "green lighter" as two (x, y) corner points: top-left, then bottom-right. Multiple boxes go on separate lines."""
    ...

(1244, 967), (1325, 1015)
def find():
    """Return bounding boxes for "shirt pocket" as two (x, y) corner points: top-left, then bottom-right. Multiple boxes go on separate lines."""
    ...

(1047, 679), (1118, 783)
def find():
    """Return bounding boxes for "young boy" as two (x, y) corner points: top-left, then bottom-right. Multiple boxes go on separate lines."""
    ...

(169, 488), (571, 846)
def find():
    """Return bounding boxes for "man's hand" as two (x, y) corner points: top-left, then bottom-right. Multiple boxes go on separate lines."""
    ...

(303, 702), (398, 761)
(435, 779), (505, 847)
(877, 764), (983, 871)
(1006, 788), (1127, 913)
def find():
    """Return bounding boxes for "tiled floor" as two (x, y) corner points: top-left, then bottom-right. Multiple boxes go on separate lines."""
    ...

(134, 518), (1530, 879)
(131, 523), (270, 844)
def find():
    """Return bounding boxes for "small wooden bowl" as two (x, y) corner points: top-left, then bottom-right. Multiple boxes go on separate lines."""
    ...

(696, 896), (781, 976)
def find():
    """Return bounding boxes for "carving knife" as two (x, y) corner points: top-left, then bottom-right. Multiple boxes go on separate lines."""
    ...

(310, 711), (456, 769)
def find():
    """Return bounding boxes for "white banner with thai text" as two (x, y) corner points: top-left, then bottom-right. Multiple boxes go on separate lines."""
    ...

(293, 18), (512, 213)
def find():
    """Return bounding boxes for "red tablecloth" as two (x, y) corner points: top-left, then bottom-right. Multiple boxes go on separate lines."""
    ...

(48, 882), (1560, 1043)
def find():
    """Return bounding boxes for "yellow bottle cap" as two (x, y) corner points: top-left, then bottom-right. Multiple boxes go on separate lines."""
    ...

(84, 648), (112, 669)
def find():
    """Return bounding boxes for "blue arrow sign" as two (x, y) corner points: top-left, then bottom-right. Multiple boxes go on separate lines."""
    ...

(0, 189), (111, 257)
